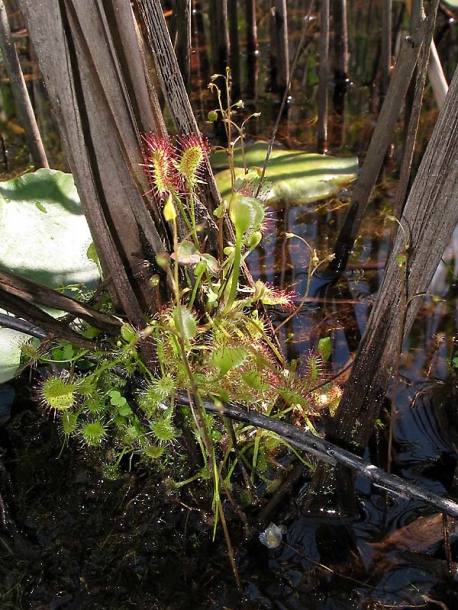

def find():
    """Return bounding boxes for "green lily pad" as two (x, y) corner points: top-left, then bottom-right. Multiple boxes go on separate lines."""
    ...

(0, 169), (100, 382)
(0, 169), (98, 288)
(212, 141), (358, 205)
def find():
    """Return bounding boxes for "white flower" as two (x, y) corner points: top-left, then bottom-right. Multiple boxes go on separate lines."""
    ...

(259, 522), (287, 549)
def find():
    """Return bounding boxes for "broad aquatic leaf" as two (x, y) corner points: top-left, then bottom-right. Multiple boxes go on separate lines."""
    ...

(212, 141), (358, 206)
(0, 169), (98, 288)
(0, 169), (100, 382)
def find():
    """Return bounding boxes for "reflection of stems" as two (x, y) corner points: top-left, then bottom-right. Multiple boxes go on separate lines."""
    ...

(275, 233), (333, 334)
(387, 222), (410, 475)
(388, 288), (443, 473)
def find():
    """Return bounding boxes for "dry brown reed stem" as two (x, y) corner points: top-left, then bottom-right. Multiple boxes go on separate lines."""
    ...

(312, 0), (457, 515)
(20, 0), (170, 324)
(393, 0), (440, 219)
(406, 0), (448, 109)
(381, 0), (392, 97)
(327, 14), (429, 275)
(0, 0), (48, 168)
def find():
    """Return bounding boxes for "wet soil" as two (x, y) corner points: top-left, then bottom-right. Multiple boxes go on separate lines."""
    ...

(0, 394), (246, 609)
(2, 369), (458, 609)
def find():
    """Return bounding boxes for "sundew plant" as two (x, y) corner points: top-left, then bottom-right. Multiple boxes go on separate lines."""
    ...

(29, 84), (340, 527)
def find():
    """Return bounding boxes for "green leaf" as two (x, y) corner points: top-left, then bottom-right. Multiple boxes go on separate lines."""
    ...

(0, 169), (100, 382)
(87, 243), (99, 266)
(35, 201), (47, 213)
(201, 253), (220, 276)
(118, 404), (133, 416)
(109, 390), (125, 406)
(62, 343), (75, 361)
(173, 306), (197, 341)
(242, 370), (269, 391)
(212, 141), (357, 206)
(212, 345), (247, 376)
(229, 193), (265, 234)
(318, 337), (332, 362)
(0, 169), (98, 288)
(173, 240), (201, 265)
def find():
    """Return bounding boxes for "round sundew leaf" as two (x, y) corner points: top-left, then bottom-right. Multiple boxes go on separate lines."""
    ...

(242, 370), (270, 391)
(211, 345), (247, 377)
(118, 404), (133, 417)
(318, 337), (332, 362)
(41, 376), (77, 411)
(229, 193), (265, 234)
(173, 306), (197, 341)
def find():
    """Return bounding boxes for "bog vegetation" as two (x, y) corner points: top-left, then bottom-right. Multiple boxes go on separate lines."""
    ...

(2, 1), (458, 607)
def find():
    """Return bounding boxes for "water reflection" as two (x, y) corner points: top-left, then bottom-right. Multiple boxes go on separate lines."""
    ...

(242, 175), (458, 608)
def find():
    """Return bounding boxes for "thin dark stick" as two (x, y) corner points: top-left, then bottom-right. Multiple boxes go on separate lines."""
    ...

(0, 313), (46, 339)
(177, 394), (458, 519)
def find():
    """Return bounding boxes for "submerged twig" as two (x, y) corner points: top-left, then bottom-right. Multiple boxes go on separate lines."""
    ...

(177, 394), (458, 520)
